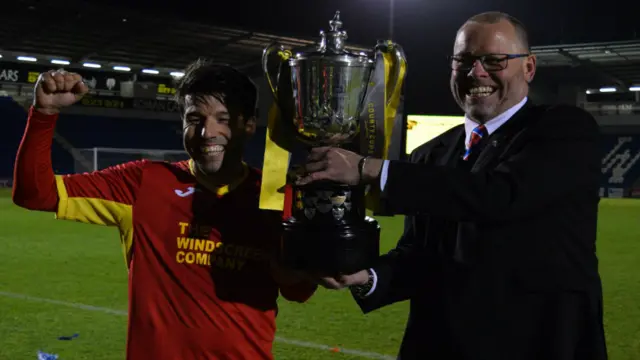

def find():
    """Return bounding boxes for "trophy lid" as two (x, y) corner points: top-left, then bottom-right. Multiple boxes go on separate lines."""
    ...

(290, 11), (373, 66)
(319, 11), (347, 53)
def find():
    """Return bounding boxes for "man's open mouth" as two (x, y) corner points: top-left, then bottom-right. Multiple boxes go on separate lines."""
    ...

(466, 86), (497, 98)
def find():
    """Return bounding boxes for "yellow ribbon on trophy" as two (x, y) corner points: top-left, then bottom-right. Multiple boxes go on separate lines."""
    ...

(364, 41), (408, 213)
(259, 49), (294, 211)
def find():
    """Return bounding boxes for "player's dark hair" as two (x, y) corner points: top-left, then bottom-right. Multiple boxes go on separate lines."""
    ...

(175, 58), (258, 119)
(462, 11), (530, 52)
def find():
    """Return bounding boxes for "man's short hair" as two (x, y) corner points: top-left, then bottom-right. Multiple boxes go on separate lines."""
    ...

(462, 11), (530, 52)
(175, 59), (258, 119)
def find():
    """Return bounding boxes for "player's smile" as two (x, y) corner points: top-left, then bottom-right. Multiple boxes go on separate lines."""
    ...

(196, 141), (226, 158)
(201, 144), (224, 155)
(196, 143), (225, 166)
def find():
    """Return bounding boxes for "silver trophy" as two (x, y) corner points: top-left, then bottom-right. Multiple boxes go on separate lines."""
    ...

(262, 11), (405, 274)
(264, 11), (373, 147)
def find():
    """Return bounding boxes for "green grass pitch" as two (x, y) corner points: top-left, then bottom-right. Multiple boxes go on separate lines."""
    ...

(0, 188), (638, 359)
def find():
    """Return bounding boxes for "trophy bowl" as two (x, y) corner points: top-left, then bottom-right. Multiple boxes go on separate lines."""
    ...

(263, 11), (383, 275)
(287, 49), (373, 147)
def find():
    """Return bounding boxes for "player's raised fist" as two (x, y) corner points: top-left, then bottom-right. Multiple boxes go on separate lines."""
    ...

(33, 69), (89, 115)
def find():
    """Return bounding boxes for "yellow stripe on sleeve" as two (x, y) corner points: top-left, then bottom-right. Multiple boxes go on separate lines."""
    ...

(54, 175), (135, 267)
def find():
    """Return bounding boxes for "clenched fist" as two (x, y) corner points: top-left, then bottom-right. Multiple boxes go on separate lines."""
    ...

(33, 69), (89, 115)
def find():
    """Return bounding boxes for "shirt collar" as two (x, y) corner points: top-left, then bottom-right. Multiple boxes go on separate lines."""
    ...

(188, 159), (250, 197)
(464, 96), (528, 145)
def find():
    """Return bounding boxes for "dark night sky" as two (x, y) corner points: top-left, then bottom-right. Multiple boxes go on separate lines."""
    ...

(102, 0), (636, 115)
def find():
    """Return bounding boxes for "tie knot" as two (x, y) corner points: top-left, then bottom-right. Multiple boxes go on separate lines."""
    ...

(468, 124), (487, 146)
(473, 124), (488, 137)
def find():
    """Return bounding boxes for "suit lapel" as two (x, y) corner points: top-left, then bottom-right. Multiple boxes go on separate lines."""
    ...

(438, 126), (466, 167)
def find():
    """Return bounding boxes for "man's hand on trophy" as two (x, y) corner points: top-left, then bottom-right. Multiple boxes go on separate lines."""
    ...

(296, 147), (384, 186)
(315, 276), (345, 290)
(338, 270), (370, 287)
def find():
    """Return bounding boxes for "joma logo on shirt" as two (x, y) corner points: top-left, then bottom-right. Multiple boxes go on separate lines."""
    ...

(174, 187), (201, 197)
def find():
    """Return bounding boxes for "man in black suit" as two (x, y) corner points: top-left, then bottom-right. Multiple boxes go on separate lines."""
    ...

(297, 11), (608, 360)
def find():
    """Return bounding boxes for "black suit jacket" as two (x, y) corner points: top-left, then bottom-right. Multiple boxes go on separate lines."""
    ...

(355, 103), (608, 360)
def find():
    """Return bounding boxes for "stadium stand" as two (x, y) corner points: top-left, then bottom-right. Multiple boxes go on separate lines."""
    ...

(601, 134), (640, 198)
(1, 96), (639, 198)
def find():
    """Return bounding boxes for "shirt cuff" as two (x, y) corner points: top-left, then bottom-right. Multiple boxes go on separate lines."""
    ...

(380, 160), (390, 191)
(364, 268), (378, 297)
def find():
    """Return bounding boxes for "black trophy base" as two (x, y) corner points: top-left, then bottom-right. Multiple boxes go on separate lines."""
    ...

(280, 216), (381, 275)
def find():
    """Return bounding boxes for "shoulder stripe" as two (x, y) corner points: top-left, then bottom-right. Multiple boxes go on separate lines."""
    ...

(55, 175), (134, 269)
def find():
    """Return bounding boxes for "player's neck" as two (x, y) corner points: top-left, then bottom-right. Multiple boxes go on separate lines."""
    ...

(199, 161), (246, 187)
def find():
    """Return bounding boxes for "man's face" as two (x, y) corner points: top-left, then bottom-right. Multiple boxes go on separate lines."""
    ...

(450, 20), (536, 123)
(182, 94), (255, 175)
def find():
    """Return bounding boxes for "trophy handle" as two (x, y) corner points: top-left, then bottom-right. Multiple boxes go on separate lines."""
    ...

(375, 41), (407, 105)
(262, 42), (289, 103)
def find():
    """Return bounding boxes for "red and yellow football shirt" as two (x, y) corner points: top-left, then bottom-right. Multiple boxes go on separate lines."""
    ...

(54, 158), (314, 360)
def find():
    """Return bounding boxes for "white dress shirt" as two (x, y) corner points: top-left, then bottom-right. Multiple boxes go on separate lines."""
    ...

(363, 96), (528, 297)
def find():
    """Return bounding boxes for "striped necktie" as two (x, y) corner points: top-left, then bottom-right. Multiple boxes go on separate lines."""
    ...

(462, 124), (488, 161)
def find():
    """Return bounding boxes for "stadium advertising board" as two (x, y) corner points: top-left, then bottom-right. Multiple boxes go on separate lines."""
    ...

(76, 95), (180, 112)
(405, 114), (464, 154)
(0, 61), (176, 95)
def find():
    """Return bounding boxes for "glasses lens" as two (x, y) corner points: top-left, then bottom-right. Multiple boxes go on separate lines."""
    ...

(481, 55), (508, 71)
(450, 55), (509, 71)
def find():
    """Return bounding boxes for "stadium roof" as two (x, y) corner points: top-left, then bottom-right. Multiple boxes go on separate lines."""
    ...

(532, 40), (640, 90)
(2, 1), (638, 91)
(0, 0), (370, 79)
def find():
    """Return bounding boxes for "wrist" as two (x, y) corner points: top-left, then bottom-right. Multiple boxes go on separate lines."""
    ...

(32, 104), (60, 116)
(353, 271), (371, 285)
(360, 157), (383, 185)
(349, 269), (375, 298)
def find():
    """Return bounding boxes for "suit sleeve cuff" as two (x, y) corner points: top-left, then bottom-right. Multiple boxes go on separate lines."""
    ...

(379, 160), (390, 191)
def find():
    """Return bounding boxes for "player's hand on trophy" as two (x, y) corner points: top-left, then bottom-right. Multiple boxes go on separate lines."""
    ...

(296, 147), (384, 186)
(33, 69), (89, 115)
(269, 257), (309, 286)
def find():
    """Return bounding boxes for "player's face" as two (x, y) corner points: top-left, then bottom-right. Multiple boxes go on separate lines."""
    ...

(182, 94), (256, 175)
(450, 20), (536, 123)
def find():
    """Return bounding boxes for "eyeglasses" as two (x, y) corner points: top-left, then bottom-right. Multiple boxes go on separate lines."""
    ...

(449, 53), (530, 72)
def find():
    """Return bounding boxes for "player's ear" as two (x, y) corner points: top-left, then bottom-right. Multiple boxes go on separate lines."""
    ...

(244, 116), (257, 136)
